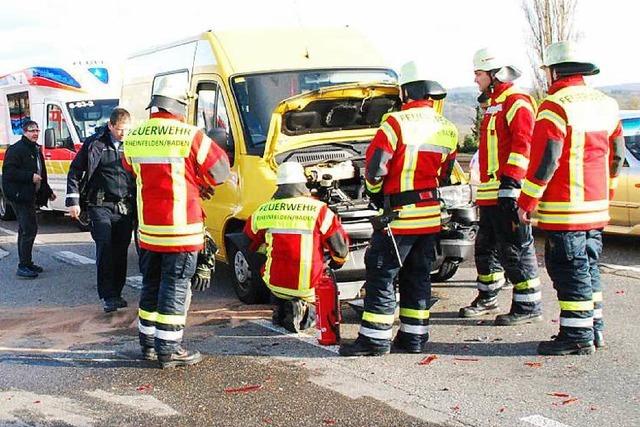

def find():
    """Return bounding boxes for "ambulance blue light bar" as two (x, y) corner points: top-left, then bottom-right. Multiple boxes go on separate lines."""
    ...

(88, 67), (109, 84)
(31, 67), (82, 89)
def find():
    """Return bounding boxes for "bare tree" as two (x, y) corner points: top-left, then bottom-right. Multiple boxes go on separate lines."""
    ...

(522, 0), (579, 98)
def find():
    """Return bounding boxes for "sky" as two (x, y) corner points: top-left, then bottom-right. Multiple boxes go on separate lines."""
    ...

(0, 0), (636, 90)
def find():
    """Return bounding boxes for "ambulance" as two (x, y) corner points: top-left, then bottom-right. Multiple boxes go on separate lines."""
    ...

(0, 62), (119, 227)
(120, 28), (477, 303)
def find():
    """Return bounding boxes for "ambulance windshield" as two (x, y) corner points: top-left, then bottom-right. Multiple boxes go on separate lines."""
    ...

(231, 69), (396, 154)
(66, 99), (118, 142)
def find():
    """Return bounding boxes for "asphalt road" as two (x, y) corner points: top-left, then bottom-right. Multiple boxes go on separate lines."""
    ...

(0, 212), (638, 427)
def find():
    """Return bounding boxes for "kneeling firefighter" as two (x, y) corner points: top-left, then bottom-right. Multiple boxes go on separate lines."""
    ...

(339, 61), (458, 356)
(243, 162), (350, 333)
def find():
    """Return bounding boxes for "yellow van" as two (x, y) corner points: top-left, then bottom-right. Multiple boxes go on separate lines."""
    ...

(121, 27), (476, 303)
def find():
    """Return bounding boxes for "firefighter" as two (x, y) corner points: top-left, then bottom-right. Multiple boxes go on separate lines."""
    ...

(459, 48), (542, 325)
(339, 61), (458, 356)
(518, 41), (624, 355)
(243, 161), (349, 333)
(123, 79), (230, 368)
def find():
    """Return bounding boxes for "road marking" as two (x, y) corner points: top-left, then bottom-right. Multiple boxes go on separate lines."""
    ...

(251, 319), (339, 354)
(52, 251), (95, 265)
(600, 263), (640, 273)
(0, 391), (94, 427)
(86, 389), (180, 416)
(0, 347), (116, 354)
(0, 226), (17, 236)
(521, 415), (574, 427)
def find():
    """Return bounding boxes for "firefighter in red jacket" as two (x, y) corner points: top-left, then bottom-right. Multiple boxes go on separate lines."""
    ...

(459, 48), (543, 326)
(123, 79), (230, 368)
(340, 62), (458, 356)
(518, 41), (624, 356)
(243, 161), (349, 333)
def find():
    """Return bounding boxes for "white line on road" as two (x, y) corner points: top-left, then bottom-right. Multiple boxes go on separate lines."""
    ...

(0, 226), (17, 236)
(0, 347), (117, 355)
(251, 319), (339, 354)
(521, 414), (575, 427)
(600, 263), (640, 273)
(52, 251), (95, 265)
(86, 390), (180, 416)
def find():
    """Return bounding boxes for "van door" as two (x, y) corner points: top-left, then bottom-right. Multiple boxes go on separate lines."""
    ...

(44, 100), (76, 211)
(191, 76), (239, 252)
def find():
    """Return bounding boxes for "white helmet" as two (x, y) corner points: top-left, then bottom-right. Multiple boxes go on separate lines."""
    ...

(399, 61), (430, 85)
(473, 47), (522, 82)
(542, 40), (599, 75)
(276, 162), (307, 185)
(146, 77), (189, 116)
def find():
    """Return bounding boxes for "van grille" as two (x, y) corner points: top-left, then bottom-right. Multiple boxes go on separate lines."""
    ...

(285, 150), (350, 165)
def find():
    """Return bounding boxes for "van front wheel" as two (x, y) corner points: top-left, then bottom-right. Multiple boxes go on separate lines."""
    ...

(227, 242), (270, 304)
(0, 193), (15, 221)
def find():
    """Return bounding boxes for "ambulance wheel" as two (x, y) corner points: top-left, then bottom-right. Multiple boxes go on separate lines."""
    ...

(76, 210), (91, 231)
(228, 242), (270, 304)
(430, 260), (459, 282)
(0, 193), (15, 221)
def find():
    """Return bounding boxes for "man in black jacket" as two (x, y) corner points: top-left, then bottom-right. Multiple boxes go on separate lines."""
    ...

(66, 108), (135, 312)
(2, 120), (55, 279)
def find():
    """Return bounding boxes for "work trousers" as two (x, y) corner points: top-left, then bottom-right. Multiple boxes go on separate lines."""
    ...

(89, 206), (133, 300)
(9, 201), (38, 269)
(545, 230), (603, 342)
(359, 230), (436, 349)
(138, 249), (198, 355)
(474, 205), (542, 314)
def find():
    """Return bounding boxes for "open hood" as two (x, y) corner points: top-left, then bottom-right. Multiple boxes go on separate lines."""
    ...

(263, 82), (400, 162)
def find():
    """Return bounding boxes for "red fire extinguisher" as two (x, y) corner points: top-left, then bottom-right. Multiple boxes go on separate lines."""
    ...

(315, 268), (341, 345)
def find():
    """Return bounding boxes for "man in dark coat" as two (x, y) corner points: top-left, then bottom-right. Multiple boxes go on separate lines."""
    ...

(2, 120), (55, 278)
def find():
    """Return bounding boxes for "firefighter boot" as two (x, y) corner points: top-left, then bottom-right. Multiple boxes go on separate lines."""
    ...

(594, 330), (605, 349)
(141, 346), (157, 361)
(391, 331), (429, 354)
(282, 299), (306, 333)
(339, 336), (390, 357)
(158, 346), (203, 369)
(537, 337), (595, 356)
(494, 311), (543, 326)
(459, 295), (500, 318)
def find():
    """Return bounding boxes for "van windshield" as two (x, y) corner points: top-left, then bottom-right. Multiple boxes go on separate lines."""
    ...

(66, 99), (118, 142)
(623, 117), (640, 161)
(231, 69), (397, 155)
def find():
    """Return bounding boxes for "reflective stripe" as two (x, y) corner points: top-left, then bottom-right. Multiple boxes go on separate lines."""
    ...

(138, 322), (156, 335)
(196, 135), (213, 165)
(138, 309), (158, 322)
(319, 209), (335, 234)
(609, 176), (619, 189)
(400, 144), (419, 192)
(498, 188), (520, 198)
(559, 300), (594, 311)
(66, 193), (80, 198)
(592, 292), (603, 302)
(569, 131), (586, 203)
(593, 308), (603, 319)
(506, 99), (534, 125)
(486, 115), (499, 175)
(522, 179), (545, 199)
(366, 179), (383, 193)
(399, 308), (430, 320)
(537, 110), (567, 135)
(506, 152), (529, 169)
(396, 205), (441, 218)
(390, 216), (441, 230)
(478, 271), (505, 282)
(139, 232), (203, 247)
(155, 329), (184, 341)
(362, 311), (395, 325)
(560, 317), (593, 328)
(156, 313), (186, 325)
(477, 279), (505, 291)
(267, 228), (312, 235)
(380, 122), (398, 150)
(477, 180), (500, 201)
(418, 143), (452, 154)
(513, 291), (541, 303)
(538, 200), (609, 211)
(139, 222), (204, 235)
(513, 277), (540, 291)
(130, 156), (184, 164)
(359, 326), (393, 340)
(297, 232), (313, 291)
(400, 323), (430, 335)
(171, 160), (188, 226)
(536, 210), (609, 225)
(267, 284), (315, 301)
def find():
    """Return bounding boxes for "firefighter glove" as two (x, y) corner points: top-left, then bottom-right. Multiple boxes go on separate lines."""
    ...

(191, 231), (218, 292)
(367, 189), (384, 210)
(328, 258), (345, 271)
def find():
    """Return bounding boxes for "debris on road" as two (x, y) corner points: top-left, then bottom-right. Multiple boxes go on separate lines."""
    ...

(524, 362), (542, 368)
(224, 384), (263, 394)
(418, 355), (438, 365)
(136, 383), (153, 393)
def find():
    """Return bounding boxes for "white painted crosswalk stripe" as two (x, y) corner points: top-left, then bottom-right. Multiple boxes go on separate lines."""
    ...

(52, 251), (95, 265)
(251, 318), (339, 354)
(86, 390), (180, 416)
(521, 414), (575, 427)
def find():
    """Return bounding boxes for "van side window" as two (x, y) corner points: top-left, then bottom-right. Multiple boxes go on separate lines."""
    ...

(196, 83), (234, 165)
(47, 104), (72, 149)
(7, 92), (31, 135)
